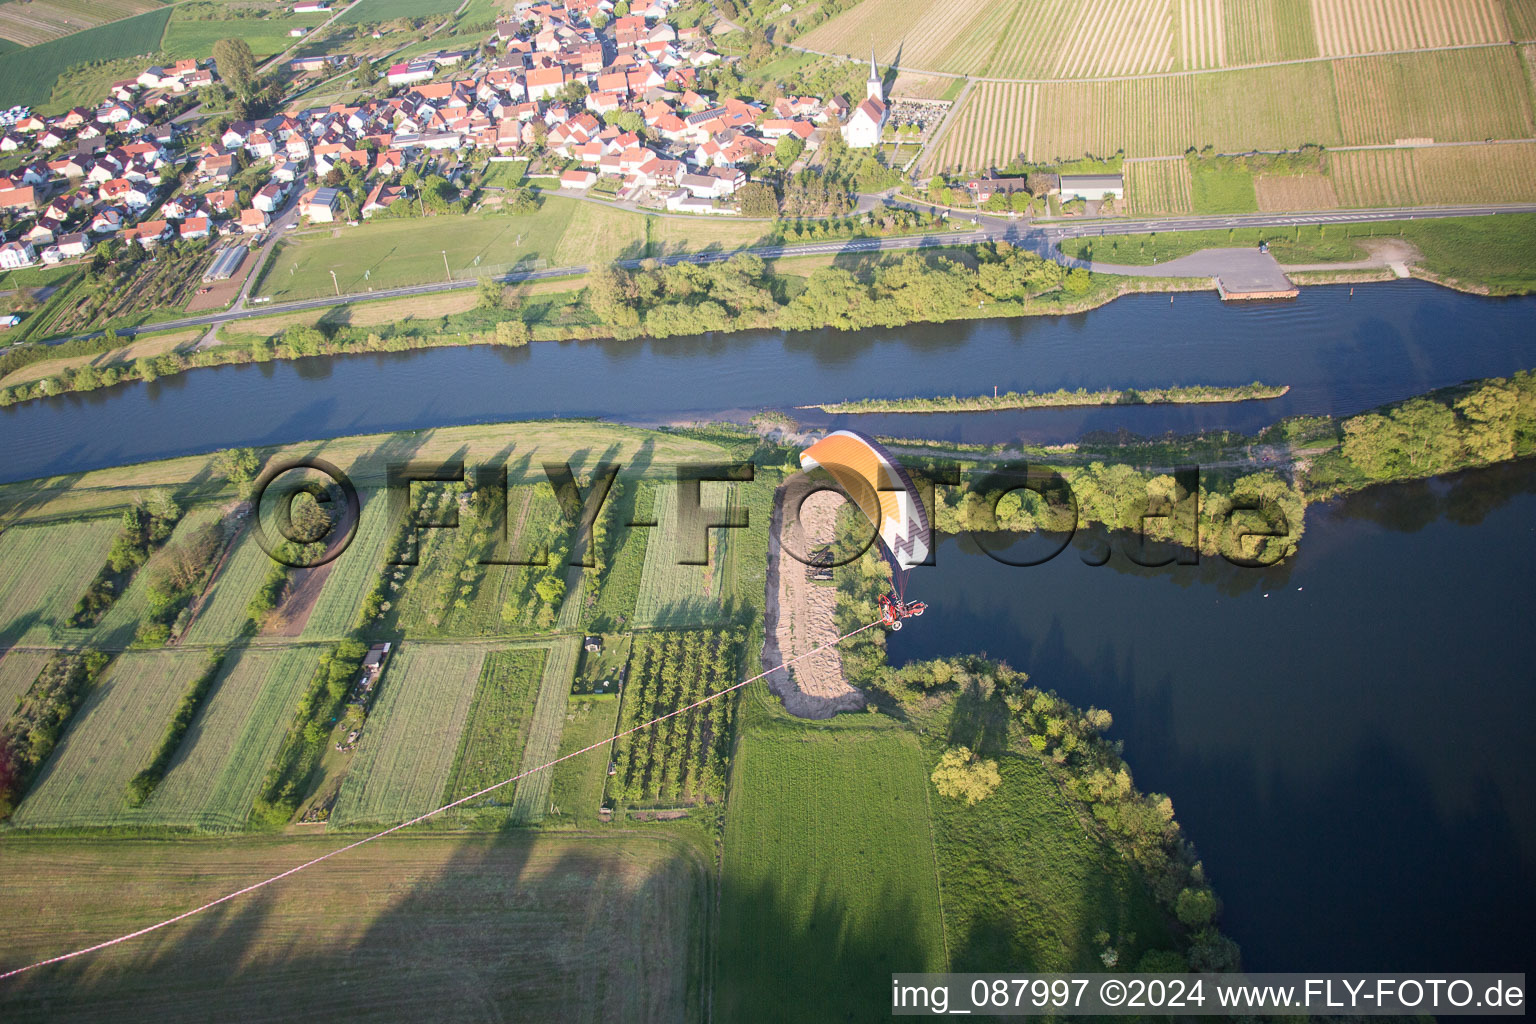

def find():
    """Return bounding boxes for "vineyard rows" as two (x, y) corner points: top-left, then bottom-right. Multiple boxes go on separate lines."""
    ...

(1222, 0), (1318, 63)
(1126, 158), (1195, 212)
(1252, 171), (1340, 210)
(1331, 142), (1536, 206)
(980, 0), (1089, 78)
(608, 630), (744, 806)
(928, 82), (1039, 172)
(1310, 0), (1509, 56)
(1331, 49), (1535, 146)
(330, 645), (487, 826)
(1054, 0), (1175, 76)
(1178, 0), (1227, 68)
(795, 0), (1007, 76)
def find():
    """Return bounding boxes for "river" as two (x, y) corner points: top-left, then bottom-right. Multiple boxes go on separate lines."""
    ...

(5, 281), (1536, 484)
(3, 280), (1534, 971)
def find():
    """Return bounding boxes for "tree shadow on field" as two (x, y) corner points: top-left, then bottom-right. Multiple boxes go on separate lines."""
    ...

(715, 872), (941, 1023)
(0, 832), (708, 1023)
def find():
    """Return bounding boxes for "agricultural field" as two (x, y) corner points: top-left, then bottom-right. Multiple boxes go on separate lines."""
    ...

(181, 523), (269, 644)
(1192, 61), (1342, 151)
(479, 158), (528, 187)
(10, 650), (211, 828)
(585, 479), (653, 631)
(1219, 0), (1317, 63)
(716, 711), (948, 1020)
(0, 834), (705, 1022)
(974, 0), (1087, 78)
(335, 0), (461, 24)
(1052, 0), (1175, 77)
(631, 479), (747, 628)
(330, 645), (486, 827)
(1309, 0), (1510, 56)
(546, 694), (620, 826)
(0, 6), (172, 108)
(932, 755), (1173, 969)
(794, 0), (1009, 77)
(1176, 0), (1226, 69)
(1331, 48), (1535, 146)
(161, 14), (330, 61)
(0, 648), (49, 716)
(608, 630), (744, 807)
(507, 635), (580, 822)
(0, 0), (160, 47)
(0, 517), (120, 647)
(258, 202), (581, 301)
(552, 198), (647, 266)
(0, 330), (198, 390)
(1032, 76), (1196, 161)
(301, 489), (392, 640)
(1253, 170), (1340, 210)
(87, 505), (226, 649)
(441, 647), (547, 809)
(926, 82), (1038, 172)
(1125, 157), (1194, 213)
(1189, 157), (1259, 211)
(1330, 142), (1536, 206)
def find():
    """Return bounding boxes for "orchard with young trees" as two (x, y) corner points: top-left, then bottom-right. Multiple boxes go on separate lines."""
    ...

(609, 629), (745, 805)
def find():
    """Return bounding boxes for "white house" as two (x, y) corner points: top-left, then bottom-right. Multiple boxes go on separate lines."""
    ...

(0, 239), (36, 268)
(841, 51), (889, 150)
(1058, 173), (1124, 201)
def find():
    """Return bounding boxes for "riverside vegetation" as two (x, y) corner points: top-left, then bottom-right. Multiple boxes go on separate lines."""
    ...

(804, 382), (1288, 413)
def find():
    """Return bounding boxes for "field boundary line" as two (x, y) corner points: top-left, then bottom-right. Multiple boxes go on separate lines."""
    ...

(0, 618), (885, 982)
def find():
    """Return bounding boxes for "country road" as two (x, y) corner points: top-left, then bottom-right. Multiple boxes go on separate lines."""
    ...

(34, 202), (1536, 347)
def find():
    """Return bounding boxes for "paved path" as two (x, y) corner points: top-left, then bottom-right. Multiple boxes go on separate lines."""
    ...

(30, 202), (1536, 346)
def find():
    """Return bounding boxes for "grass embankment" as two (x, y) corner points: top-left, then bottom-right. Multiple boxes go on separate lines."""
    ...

(1062, 214), (1536, 294)
(804, 382), (1289, 413)
(0, 833), (705, 1022)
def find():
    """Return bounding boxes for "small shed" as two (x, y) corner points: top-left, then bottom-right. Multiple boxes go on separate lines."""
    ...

(584, 635), (602, 652)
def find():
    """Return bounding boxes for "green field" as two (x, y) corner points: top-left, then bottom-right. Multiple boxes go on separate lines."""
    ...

(631, 480), (760, 629)
(442, 647), (547, 809)
(182, 524), (270, 643)
(334, 0), (461, 25)
(0, 6), (173, 109)
(302, 488), (392, 639)
(546, 694), (620, 826)
(330, 645), (486, 827)
(0, 517), (120, 646)
(1189, 158), (1258, 213)
(0, 834), (705, 1022)
(161, 14), (329, 60)
(11, 650), (211, 828)
(717, 709), (948, 1021)
(479, 159), (529, 187)
(1061, 224), (1368, 264)
(585, 478), (653, 631)
(933, 755), (1172, 969)
(0, 648), (49, 716)
(87, 506), (225, 649)
(507, 635), (580, 822)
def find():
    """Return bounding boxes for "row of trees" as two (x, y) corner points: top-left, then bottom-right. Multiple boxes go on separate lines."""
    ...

(70, 490), (184, 626)
(0, 649), (112, 819)
(610, 629), (743, 804)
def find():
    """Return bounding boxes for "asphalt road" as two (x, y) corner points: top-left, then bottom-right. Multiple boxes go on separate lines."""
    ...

(37, 202), (1536, 346)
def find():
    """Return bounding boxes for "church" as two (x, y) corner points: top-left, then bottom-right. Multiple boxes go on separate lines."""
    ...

(840, 49), (888, 149)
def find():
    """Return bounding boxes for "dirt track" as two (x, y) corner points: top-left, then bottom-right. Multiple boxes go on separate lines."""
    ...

(760, 485), (866, 719)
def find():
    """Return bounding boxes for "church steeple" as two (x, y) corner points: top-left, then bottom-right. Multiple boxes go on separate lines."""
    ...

(866, 45), (882, 103)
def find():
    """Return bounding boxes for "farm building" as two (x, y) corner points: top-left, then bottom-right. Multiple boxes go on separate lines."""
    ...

(204, 245), (248, 281)
(1059, 173), (1124, 200)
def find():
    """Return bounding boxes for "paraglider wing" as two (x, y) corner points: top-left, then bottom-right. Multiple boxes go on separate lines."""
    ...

(799, 430), (931, 572)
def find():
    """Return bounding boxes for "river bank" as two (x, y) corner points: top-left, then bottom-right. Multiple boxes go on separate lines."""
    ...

(802, 382), (1289, 414)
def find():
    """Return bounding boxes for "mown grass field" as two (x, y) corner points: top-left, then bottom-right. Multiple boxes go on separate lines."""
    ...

(586, 479), (653, 631)
(508, 636), (580, 822)
(130, 647), (318, 831)
(717, 709), (948, 1021)
(631, 480), (740, 628)
(11, 650), (212, 828)
(546, 694), (620, 826)
(1061, 223), (1369, 264)
(442, 647), (547, 808)
(1190, 157), (1259, 212)
(161, 14), (330, 60)
(933, 755), (1173, 969)
(0, 834), (705, 1022)
(182, 523), (269, 644)
(0, 517), (120, 647)
(0, 6), (172, 108)
(330, 645), (486, 827)
(84, 506), (225, 649)
(302, 488), (391, 639)
(0, 648), (49, 716)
